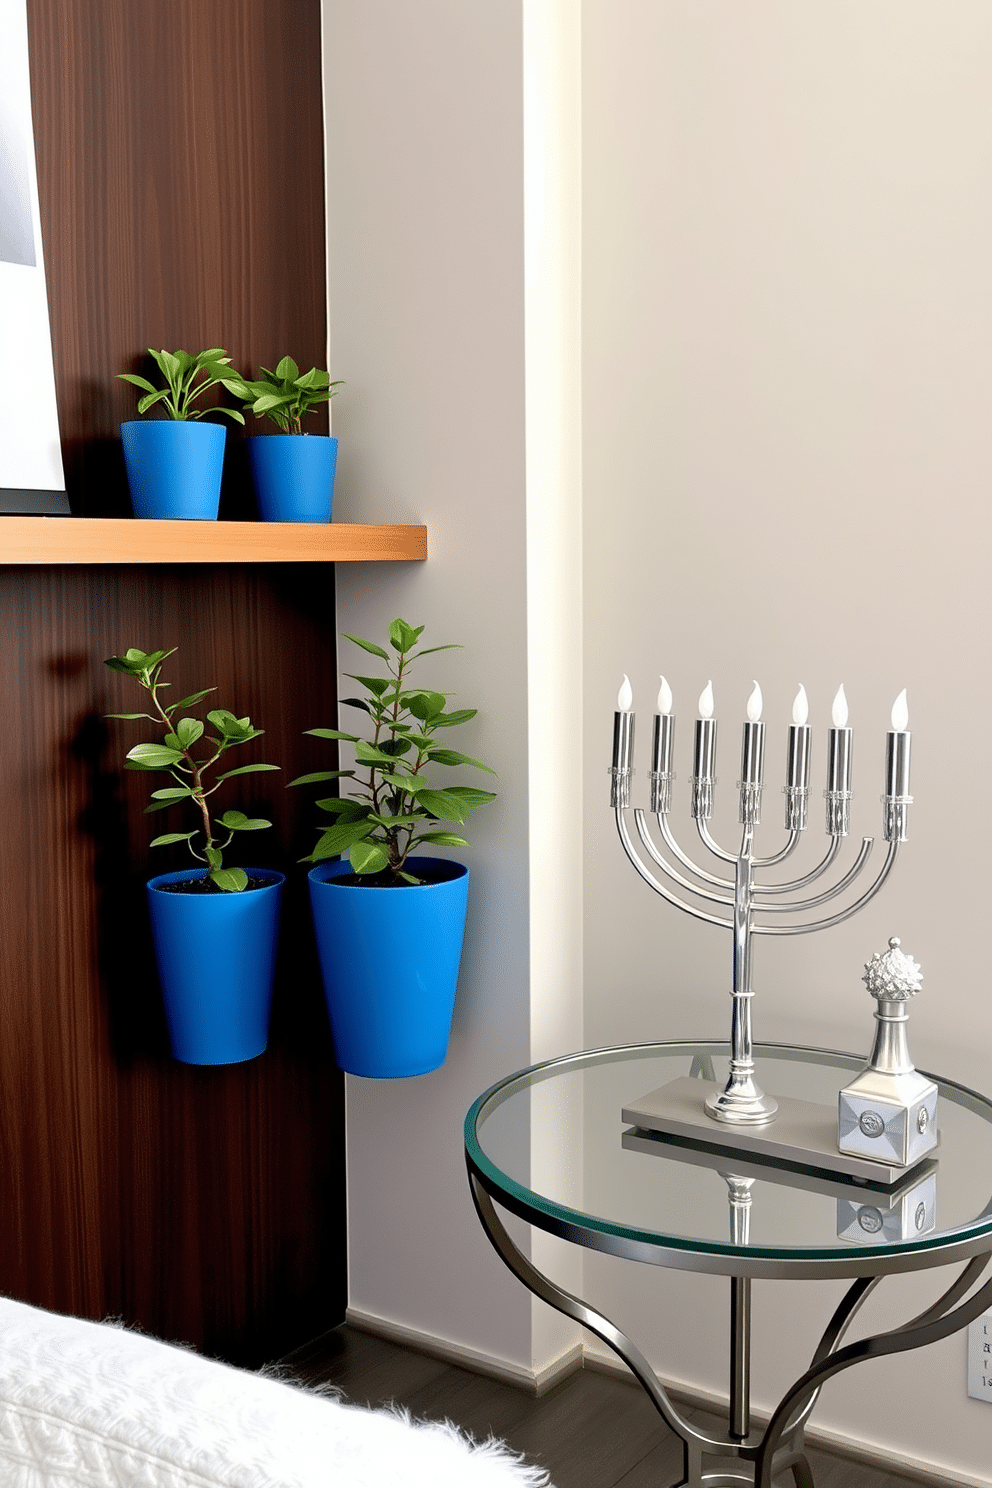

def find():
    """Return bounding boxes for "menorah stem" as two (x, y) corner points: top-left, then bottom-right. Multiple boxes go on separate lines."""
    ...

(704, 836), (779, 1126)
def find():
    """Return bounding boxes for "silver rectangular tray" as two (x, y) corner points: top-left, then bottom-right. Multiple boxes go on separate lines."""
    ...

(622, 1076), (938, 1188)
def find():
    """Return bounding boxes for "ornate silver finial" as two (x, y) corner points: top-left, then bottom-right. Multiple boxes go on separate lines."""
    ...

(862, 937), (923, 1003)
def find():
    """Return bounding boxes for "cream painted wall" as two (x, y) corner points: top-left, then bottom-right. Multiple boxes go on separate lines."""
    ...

(582, 2), (992, 1482)
(322, 0), (583, 1378)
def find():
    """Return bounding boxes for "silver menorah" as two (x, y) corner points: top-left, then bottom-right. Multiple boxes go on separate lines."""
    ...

(610, 677), (913, 1127)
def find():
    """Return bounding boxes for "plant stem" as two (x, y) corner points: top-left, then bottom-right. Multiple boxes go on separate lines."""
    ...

(145, 664), (216, 862)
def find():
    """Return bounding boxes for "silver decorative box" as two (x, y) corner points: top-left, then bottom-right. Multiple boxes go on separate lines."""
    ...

(838, 937), (938, 1169)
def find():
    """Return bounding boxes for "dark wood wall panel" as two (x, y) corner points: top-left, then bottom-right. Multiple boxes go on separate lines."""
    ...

(0, 1), (344, 1364)
(29, 0), (330, 518)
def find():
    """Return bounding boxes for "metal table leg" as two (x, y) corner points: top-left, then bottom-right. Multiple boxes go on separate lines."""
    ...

(468, 1168), (992, 1487)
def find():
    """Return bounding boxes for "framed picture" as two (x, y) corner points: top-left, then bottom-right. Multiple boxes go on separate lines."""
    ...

(0, 0), (67, 513)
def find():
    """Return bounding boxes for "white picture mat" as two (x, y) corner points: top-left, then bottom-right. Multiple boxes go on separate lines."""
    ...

(0, 0), (65, 496)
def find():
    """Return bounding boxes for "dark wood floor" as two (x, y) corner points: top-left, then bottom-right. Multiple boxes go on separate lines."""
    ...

(276, 1323), (934, 1488)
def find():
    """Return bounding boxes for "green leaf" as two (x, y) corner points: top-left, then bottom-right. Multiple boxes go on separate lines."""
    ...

(287, 769), (356, 787)
(218, 811), (271, 831)
(354, 740), (401, 767)
(389, 618), (424, 653)
(413, 788), (472, 823)
(445, 786), (498, 809)
(309, 820), (375, 861)
(210, 867), (248, 893)
(342, 632), (390, 661)
(105, 646), (176, 674)
(204, 846), (222, 870)
(215, 762), (281, 782)
(304, 728), (360, 742)
(346, 674), (392, 696)
(136, 389), (170, 415)
(433, 708), (479, 728)
(406, 691), (447, 722)
(149, 831), (195, 847)
(378, 771), (428, 792)
(150, 786), (194, 800)
(417, 832), (471, 846)
(145, 796), (188, 814)
(349, 840), (390, 875)
(426, 749), (496, 773)
(207, 710), (261, 744)
(275, 354), (300, 382)
(175, 717), (204, 749)
(104, 712), (157, 721)
(118, 372), (158, 395)
(172, 688), (216, 710)
(315, 800), (371, 821)
(126, 742), (184, 770)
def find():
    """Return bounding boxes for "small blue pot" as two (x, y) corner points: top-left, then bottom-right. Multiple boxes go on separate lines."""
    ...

(247, 434), (338, 522)
(121, 420), (227, 520)
(147, 868), (285, 1065)
(308, 857), (469, 1078)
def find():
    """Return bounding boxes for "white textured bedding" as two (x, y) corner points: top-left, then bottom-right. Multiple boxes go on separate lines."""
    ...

(0, 1298), (550, 1487)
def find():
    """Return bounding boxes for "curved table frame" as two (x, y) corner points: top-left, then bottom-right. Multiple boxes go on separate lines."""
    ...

(465, 1046), (992, 1488)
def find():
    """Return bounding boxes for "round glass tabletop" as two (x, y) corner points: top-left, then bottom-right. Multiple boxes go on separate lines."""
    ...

(465, 1042), (992, 1279)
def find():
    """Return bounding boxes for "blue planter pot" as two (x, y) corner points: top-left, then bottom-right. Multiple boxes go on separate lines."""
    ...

(308, 857), (469, 1078)
(147, 868), (285, 1065)
(247, 434), (338, 523)
(121, 420), (227, 520)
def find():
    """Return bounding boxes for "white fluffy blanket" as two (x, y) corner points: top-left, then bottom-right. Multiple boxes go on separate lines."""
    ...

(0, 1298), (550, 1487)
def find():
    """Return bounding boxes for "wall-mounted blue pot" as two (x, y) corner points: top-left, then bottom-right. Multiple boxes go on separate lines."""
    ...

(121, 420), (226, 520)
(308, 857), (469, 1078)
(247, 434), (338, 522)
(147, 868), (285, 1065)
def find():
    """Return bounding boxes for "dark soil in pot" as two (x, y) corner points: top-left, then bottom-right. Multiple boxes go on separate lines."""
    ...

(329, 860), (466, 889)
(155, 873), (276, 894)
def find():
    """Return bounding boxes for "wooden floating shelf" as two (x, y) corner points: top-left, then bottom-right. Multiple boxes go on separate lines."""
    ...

(0, 517), (428, 565)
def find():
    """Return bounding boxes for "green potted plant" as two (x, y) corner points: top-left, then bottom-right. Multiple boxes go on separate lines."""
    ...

(292, 617), (496, 1077)
(226, 356), (344, 523)
(118, 347), (245, 520)
(105, 646), (282, 1065)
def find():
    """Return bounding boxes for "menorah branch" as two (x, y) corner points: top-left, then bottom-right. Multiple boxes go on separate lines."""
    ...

(753, 836), (842, 895)
(615, 809), (733, 930)
(756, 839), (901, 937)
(656, 813), (733, 890)
(633, 813), (734, 909)
(752, 837), (874, 915)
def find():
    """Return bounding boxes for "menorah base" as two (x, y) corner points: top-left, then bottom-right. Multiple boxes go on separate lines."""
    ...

(705, 1083), (779, 1127)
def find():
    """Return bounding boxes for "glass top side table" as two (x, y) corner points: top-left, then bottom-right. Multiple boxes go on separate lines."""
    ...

(465, 1042), (992, 1488)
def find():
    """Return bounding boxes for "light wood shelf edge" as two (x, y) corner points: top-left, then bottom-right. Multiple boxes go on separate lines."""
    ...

(0, 517), (428, 564)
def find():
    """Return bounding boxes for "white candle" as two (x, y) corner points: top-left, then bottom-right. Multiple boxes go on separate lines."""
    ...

(787, 683), (811, 790)
(740, 680), (765, 785)
(885, 689), (911, 798)
(693, 680), (717, 779)
(612, 674), (635, 773)
(826, 683), (852, 794)
(652, 675), (675, 777)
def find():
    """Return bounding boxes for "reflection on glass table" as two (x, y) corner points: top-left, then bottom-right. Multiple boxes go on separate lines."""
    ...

(465, 1042), (992, 1488)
